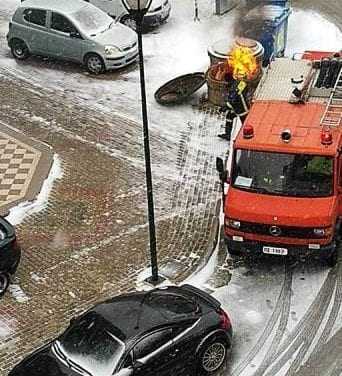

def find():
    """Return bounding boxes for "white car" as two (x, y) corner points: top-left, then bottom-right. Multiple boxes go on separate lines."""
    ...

(85, 0), (171, 30)
(11, 0), (138, 73)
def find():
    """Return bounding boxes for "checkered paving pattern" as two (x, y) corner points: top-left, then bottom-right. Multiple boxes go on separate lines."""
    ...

(0, 124), (52, 214)
(0, 134), (40, 203)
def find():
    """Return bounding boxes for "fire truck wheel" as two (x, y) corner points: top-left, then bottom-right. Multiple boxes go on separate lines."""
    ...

(326, 248), (338, 268)
(227, 247), (241, 256)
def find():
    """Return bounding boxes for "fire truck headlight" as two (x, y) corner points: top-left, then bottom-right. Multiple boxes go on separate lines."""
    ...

(313, 227), (332, 237)
(225, 218), (241, 229)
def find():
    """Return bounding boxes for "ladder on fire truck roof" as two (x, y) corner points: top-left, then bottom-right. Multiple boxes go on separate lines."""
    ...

(320, 67), (342, 128)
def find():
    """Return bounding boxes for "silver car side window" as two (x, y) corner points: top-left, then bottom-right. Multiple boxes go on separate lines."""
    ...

(51, 12), (78, 34)
(23, 8), (47, 27)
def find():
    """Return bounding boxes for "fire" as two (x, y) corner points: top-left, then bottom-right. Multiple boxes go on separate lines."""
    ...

(228, 46), (258, 81)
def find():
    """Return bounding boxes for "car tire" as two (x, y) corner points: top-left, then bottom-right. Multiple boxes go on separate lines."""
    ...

(10, 39), (30, 60)
(227, 246), (241, 256)
(0, 273), (10, 297)
(326, 246), (339, 267)
(197, 337), (228, 375)
(121, 15), (137, 31)
(84, 53), (105, 74)
(9, 256), (21, 275)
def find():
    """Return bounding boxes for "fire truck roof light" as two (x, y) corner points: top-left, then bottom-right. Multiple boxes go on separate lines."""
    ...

(321, 129), (333, 145)
(243, 124), (254, 139)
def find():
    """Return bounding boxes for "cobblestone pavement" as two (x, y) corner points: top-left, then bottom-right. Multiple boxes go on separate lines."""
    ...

(0, 71), (228, 375)
(0, 122), (52, 215)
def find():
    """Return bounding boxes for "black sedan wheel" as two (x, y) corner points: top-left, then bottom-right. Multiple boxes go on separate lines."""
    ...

(198, 338), (227, 374)
(10, 39), (30, 60)
(85, 53), (105, 74)
(0, 273), (10, 297)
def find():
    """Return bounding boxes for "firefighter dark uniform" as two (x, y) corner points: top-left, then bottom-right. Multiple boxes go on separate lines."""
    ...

(218, 80), (249, 141)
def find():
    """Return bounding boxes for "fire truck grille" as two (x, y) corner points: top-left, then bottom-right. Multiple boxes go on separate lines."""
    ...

(239, 222), (317, 239)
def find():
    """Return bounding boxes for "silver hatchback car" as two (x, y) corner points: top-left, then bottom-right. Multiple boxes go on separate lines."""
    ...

(7, 0), (138, 74)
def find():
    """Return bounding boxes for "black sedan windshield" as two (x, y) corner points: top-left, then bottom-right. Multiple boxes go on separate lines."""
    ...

(56, 313), (125, 376)
(232, 149), (333, 197)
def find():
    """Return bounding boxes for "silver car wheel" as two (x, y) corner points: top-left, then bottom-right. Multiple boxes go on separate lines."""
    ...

(11, 40), (30, 60)
(86, 55), (104, 74)
(202, 342), (226, 372)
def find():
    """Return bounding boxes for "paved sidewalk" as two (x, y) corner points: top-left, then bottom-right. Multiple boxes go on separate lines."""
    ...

(0, 74), (228, 375)
(0, 122), (52, 215)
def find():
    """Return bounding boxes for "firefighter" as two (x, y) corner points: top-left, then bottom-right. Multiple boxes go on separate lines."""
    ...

(218, 80), (249, 141)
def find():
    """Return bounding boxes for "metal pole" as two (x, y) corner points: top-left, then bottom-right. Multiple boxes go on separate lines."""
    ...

(136, 18), (160, 283)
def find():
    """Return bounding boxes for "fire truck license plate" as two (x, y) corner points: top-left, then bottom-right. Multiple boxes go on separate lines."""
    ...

(263, 246), (288, 256)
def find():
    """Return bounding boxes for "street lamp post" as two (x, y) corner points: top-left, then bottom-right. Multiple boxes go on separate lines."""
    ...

(121, 0), (163, 285)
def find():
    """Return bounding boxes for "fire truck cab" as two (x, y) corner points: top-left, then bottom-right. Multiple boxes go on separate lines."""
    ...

(218, 51), (342, 266)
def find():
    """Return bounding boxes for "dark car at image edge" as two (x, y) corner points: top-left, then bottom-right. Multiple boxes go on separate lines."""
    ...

(9, 284), (232, 376)
(0, 216), (21, 296)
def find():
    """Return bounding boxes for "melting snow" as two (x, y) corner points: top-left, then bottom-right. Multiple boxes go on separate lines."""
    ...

(8, 284), (29, 303)
(7, 154), (63, 225)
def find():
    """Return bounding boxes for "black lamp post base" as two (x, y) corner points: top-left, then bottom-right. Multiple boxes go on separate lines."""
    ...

(144, 275), (166, 286)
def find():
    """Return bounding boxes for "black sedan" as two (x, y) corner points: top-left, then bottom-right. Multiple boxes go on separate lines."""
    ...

(0, 216), (21, 296)
(9, 285), (232, 376)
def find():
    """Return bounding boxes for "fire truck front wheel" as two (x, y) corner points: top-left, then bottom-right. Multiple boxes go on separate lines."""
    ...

(226, 245), (241, 256)
(324, 237), (340, 267)
(325, 249), (338, 267)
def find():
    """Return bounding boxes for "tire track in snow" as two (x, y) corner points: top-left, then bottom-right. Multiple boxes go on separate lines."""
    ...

(252, 261), (293, 376)
(231, 260), (293, 376)
(263, 265), (337, 376)
(289, 252), (342, 375)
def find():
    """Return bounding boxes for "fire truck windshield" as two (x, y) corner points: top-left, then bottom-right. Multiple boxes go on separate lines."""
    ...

(231, 150), (333, 197)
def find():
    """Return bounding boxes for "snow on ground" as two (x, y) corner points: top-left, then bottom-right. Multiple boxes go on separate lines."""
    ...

(0, 316), (15, 338)
(8, 281), (29, 303)
(6, 154), (63, 225)
(287, 9), (342, 55)
(214, 260), (285, 371)
(0, 1), (341, 148)
(0, 1), (341, 374)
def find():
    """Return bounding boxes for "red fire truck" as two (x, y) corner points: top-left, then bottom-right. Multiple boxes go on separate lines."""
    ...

(217, 51), (342, 266)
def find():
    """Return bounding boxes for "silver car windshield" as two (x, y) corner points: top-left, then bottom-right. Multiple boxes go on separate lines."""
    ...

(71, 6), (113, 36)
(56, 313), (125, 376)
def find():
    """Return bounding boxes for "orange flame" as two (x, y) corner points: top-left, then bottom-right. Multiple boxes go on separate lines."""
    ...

(228, 46), (258, 81)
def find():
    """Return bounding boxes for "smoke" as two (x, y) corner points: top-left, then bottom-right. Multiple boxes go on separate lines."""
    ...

(233, 0), (281, 39)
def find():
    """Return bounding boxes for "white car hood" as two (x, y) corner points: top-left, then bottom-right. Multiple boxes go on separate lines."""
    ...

(91, 24), (137, 49)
